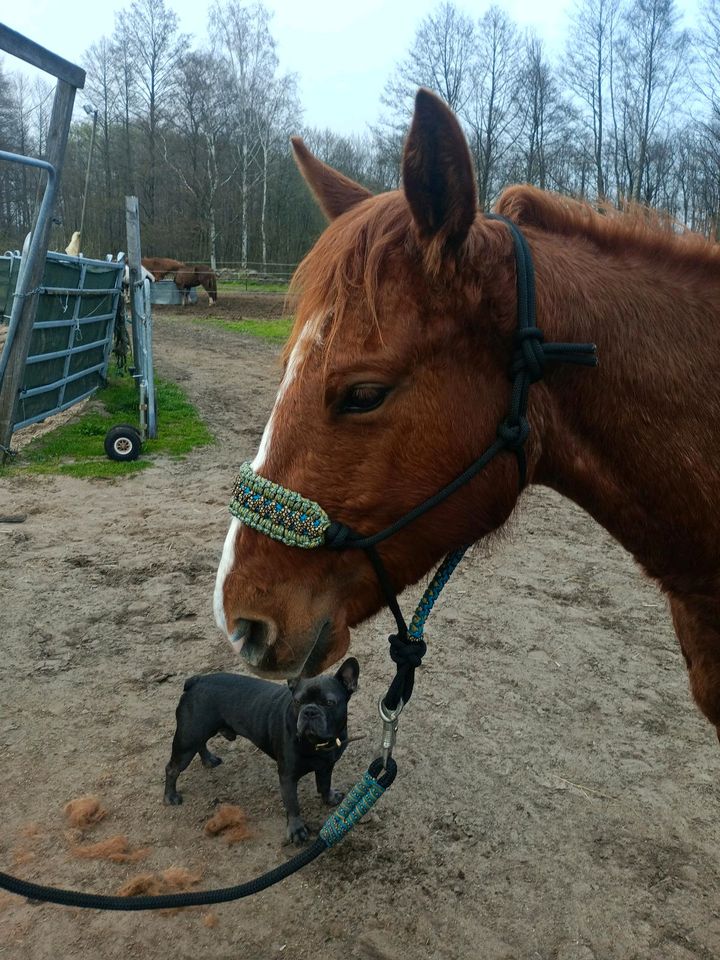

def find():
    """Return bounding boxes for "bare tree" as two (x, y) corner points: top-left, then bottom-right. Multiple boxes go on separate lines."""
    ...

(110, 18), (139, 201)
(84, 38), (122, 247)
(462, 5), (523, 209)
(210, 0), (278, 267)
(616, 0), (690, 202)
(563, 0), (619, 198)
(382, 2), (476, 118)
(126, 0), (188, 229)
(253, 72), (301, 269)
(518, 35), (555, 189)
(167, 52), (239, 268)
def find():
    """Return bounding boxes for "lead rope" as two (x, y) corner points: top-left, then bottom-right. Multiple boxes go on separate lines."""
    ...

(0, 760), (396, 910)
(0, 216), (597, 910)
(0, 558), (464, 911)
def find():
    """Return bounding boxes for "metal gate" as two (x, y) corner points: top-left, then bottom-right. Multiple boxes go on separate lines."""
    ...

(0, 249), (123, 430)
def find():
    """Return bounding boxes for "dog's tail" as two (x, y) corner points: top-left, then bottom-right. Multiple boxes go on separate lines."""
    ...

(183, 675), (202, 693)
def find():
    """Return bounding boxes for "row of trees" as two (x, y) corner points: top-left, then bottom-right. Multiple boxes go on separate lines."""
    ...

(1, 0), (720, 270)
(381, 0), (720, 235)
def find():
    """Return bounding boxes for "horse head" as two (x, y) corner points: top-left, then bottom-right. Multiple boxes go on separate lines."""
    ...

(215, 89), (525, 678)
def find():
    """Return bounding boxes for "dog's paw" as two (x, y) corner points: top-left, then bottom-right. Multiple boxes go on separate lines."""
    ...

(287, 819), (309, 845)
(163, 791), (183, 806)
(323, 788), (345, 806)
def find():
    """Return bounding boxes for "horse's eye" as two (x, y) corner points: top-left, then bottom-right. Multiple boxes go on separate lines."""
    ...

(338, 384), (389, 414)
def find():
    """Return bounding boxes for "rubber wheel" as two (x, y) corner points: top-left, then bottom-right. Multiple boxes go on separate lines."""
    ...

(104, 424), (142, 462)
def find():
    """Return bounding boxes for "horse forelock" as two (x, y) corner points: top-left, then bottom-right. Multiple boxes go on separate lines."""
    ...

(284, 191), (503, 375)
(285, 193), (415, 366)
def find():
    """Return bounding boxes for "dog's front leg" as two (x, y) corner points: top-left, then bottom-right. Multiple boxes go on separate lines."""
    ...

(315, 767), (344, 805)
(279, 772), (308, 844)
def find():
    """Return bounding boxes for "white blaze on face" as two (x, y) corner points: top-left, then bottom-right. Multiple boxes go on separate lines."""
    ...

(251, 319), (316, 472)
(213, 318), (320, 642)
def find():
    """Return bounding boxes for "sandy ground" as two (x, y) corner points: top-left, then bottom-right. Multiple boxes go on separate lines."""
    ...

(1, 303), (720, 960)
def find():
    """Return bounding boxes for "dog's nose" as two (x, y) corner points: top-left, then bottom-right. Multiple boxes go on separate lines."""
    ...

(231, 618), (277, 669)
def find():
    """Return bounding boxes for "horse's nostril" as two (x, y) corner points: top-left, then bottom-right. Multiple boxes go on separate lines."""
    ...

(229, 618), (252, 646)
(233, 617), (276, 666)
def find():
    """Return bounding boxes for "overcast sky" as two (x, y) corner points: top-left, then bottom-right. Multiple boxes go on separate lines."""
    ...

(1, 0), (701, 134)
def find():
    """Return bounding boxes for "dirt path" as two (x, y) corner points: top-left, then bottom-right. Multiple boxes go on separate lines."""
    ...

(1, 310), (719, 960)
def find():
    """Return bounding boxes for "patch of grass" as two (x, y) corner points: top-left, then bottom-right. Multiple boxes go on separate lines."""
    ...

(218, 279), (289, 294)
(191, 315), (294, 343)
(11, 368), (213, 478)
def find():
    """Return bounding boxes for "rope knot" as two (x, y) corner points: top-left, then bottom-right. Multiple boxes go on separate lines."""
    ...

(497, 416), (530, 451)
(511, 326), (545, 382)
(324, 522), (353, 549)
(388, 633), (427, 669)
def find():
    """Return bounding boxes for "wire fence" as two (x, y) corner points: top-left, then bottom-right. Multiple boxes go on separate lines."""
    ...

(197, 261), (298, 289)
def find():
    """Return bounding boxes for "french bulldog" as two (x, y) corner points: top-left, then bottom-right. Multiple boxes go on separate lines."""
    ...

(163, 658), (359, 844)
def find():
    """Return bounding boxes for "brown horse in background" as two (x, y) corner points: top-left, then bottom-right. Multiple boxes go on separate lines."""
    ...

(140, 258), (218, 305)
(215, 88), (720, 751)
(174, 264), (218, 306)
(141, 257), (184, 280)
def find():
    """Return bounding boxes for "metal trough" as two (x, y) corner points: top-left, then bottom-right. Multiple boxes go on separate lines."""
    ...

(149, 280), (197, 306)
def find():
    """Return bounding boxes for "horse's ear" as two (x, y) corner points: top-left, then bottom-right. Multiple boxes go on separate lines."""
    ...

(402, 89), (477, 251)
(291, 137), (373, 221)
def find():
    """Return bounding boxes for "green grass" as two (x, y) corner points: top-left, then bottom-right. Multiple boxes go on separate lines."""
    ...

(10, 369), (213, 478)
(191, 314), (294, 343)
(218, 279), (290, 294)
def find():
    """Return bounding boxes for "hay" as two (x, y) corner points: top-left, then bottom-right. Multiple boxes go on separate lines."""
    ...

(222, 824), (251, 845)
(117, 866), (202, 899)
(13, 821), (43, 865)
(12, 848), (35, 866)
(0, 892), (18, 912)
(72, 835), (150, 863)
(20, 822), (42, 839)
(204, 804), (250, 844)
(64, 796), (107, 829)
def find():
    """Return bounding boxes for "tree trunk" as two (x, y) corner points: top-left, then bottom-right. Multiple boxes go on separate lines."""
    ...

(260, 138), (268, 270)
(241, 134), (248, 269)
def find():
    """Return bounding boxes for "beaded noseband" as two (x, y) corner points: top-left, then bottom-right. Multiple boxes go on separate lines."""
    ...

(228, 215), (598, 716)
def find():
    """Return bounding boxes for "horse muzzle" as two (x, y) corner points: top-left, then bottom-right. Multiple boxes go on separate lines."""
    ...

(230, 616), (338, 678)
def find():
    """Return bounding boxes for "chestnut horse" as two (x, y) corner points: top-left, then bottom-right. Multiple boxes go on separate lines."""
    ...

(174, 264), (218, 306)
(141, 257), (184, 280)
(214, 89), (720, 745)
(140, 258), (218, 305)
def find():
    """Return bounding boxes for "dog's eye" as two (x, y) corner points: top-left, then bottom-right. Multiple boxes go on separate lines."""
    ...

(338, 384), (389, 415)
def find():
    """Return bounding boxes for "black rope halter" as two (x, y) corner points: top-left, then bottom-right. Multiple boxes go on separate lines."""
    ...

(227, 215), (597, 713)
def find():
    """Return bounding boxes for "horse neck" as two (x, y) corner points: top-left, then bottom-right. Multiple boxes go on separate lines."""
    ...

(526, 230), (720, 588)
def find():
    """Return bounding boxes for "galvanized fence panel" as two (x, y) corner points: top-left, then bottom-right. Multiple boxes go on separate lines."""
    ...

(0, 249), (123, 431)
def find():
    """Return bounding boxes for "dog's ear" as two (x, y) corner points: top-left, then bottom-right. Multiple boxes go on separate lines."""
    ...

(335, 657), (359, 695)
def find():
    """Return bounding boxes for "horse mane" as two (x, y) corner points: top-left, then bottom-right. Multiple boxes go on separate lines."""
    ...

(496, 185), (720, 268)
(286, 183), (720, 364)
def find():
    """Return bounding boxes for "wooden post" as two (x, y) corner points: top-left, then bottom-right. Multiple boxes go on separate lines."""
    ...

(125, 196), (144, 372)
(0, 25), (85, 88)
(0, 79), (77, 458)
